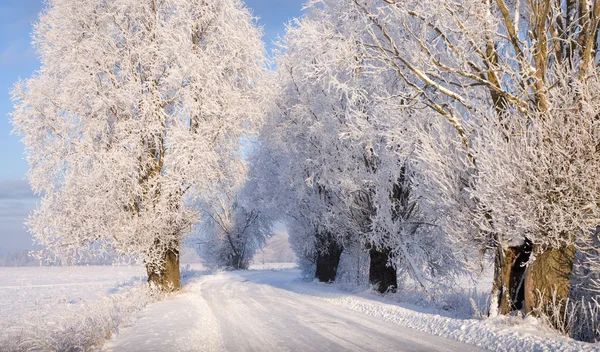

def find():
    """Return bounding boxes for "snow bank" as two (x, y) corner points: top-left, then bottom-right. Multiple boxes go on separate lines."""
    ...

(277, 275), (600, 352)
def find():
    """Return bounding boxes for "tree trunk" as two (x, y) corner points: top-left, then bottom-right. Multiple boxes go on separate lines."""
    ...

(230, 253), (249, 270)
(369, 247), (397, 293)
(491, 241), (531, 316)
(524, 244), (575, 330)
(146, 244), (181, 292)
(315, 240), (343, 283)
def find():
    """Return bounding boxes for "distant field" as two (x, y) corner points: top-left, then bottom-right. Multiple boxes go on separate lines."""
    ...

(0, 265), (146, 322)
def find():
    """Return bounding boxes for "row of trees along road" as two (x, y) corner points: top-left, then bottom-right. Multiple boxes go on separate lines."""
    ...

(250, 0), (600, 341)
(10, 0), (600, 342)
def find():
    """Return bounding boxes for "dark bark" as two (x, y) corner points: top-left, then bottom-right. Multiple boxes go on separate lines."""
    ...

(369, 247), (397, 293)
(225, 233), (249, 270)
(491, 240), (531, 314)
(146, 243), (181, 292)
(315, 239), (343, 283)
(508, 242), (530, 311)
(229, 253), (249, 270)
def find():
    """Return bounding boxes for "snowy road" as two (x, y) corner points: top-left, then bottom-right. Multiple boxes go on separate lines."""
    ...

(202, 271), (479, 352)
(106, 269), (480, 352)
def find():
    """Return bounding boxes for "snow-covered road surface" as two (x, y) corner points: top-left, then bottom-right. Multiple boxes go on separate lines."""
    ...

(106, 269), (480, 352)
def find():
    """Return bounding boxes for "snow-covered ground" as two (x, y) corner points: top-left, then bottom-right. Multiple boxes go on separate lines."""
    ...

(107, 267), (599, 352)
(0, 266), (145, 320)
(105, 268), (478, 352)
(0, 265), (156, 351)
(2, 264), (600, 351)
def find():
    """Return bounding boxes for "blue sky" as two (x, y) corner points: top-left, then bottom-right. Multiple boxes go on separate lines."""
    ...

(0, 0), (304, 252)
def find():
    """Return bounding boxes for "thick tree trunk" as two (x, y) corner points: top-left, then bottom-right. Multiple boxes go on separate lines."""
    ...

(491, 241), (531, 315)
(230, 253), (249, 270)
(524, 244), (575, 330)
(369, 247), (397, 293)
(146, 244), (181, 292)
(315, 240), (343, 283)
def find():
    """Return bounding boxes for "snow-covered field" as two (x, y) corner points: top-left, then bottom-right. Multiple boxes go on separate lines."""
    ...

(0, 265), (156, 351)
(2, 264), (599, 351)
(0, 266), (145, 320)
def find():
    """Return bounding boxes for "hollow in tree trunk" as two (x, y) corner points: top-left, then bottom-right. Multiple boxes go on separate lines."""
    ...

(491, 240), (531, 315)
(315, 238), (343, 283)
(524, 244), (575, 331)
(369, 247), (397, 293)
(146, 242), (181, 292)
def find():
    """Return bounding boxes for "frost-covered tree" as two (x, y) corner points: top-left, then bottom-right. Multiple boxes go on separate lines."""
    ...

(251, 0), (462, 291)
(250, 118), (345, 281)
(11, 0), (265, 290)
(196, 168), (273, 270)
(469, 72), (600, 325)
(257, 10), (368, 282)
(339, 0), (600, 329)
